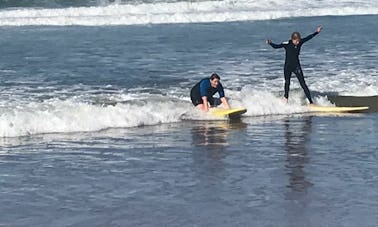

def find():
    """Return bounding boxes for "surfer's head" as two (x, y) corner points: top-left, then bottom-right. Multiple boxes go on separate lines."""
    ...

(291, 32), (301, 45)
(210, 73), (220, 88)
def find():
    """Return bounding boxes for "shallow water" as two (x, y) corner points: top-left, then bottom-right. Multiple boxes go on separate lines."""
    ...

(1, 113), (377, 226)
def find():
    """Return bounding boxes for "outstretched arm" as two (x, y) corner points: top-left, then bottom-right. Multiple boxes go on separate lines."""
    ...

(302, 26), (323, 43)
(266, 39), (284, 49)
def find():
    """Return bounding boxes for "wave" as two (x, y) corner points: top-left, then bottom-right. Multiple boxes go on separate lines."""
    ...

(1, 88), (376, 138)
(0, 0), (377, 26)
(3, 86), (363, 138)
(0, 90), (306, 137)
(0, 0), (109, 9)
(0, 97), (190, 137)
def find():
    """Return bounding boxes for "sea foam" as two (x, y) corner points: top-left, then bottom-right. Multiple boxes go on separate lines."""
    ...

(0, 0), (377, 26)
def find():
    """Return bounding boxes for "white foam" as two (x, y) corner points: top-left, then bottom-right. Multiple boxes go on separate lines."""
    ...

(0, 0), (377, 26)
(0, 88), (317, 137)
(0, 98), (191, 137)
(2, 76), (373, 138)
(309, 69), (378, 96)
(228, 87), (308, 116)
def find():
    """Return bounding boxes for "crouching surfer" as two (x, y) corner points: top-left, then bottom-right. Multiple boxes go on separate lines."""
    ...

(190, 73), (231, 112)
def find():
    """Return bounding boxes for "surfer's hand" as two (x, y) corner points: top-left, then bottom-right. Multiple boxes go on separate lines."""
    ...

(316, 26), (322, 33)
(266, 39), (272, 45)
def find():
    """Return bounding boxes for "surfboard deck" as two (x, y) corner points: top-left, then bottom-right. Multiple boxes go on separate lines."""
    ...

(308, 104), (369, 113)
(210, 107), (247, 118)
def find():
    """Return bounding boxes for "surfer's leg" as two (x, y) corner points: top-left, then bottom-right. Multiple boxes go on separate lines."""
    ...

(207, 97), (217, 107)
(191, 92), (203, 106)
(284, 69), (291, 100)
(294, 66), (313, 104)
(195, 104), (205, 110)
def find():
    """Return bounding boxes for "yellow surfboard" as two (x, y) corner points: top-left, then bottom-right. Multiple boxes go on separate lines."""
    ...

(308, 105), (369, 113)
(210, 107), (247, 118)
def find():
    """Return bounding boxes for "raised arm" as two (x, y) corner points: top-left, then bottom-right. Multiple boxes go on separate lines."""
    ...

(302, 26), (322, 43)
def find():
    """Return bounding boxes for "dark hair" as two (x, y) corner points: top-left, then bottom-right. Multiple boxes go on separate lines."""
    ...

(210, 73), (220, 81)
(291, 32), (301, 40)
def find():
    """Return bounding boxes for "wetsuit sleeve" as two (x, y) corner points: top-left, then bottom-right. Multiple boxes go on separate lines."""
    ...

(217, 83), (225, 98)
(199, 79), (209, 97)
(270, 42), (285, 49)
(302, 32), (319, 43)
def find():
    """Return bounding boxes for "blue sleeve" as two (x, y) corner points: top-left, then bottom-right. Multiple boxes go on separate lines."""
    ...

(218, 83), (225, 98)
(199, 79), (210, 97)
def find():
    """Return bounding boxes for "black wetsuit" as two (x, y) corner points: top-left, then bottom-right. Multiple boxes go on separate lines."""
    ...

(190, 78), (225, 106)
(270, 31), (319, 103)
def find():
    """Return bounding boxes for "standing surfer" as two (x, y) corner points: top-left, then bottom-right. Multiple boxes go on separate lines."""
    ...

(266, 26), (323, 104)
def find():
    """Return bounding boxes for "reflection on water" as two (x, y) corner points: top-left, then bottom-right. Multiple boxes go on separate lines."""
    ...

(283, 116), (314, 226)
(190, 119), (247, 173)
(284, 116), (313, 192)
(189, 119), (247, 208)
(191, 119), (247, 147)
(191, 121), (228, 148)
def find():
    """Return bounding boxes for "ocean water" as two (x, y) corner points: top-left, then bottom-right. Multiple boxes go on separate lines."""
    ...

(0, 0), (377, 226)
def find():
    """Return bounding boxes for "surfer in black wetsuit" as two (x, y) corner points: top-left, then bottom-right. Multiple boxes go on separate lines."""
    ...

(190, 73), (231, 112)
(266, 26), (323, 104)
